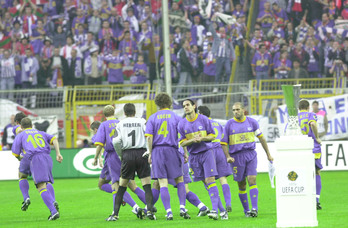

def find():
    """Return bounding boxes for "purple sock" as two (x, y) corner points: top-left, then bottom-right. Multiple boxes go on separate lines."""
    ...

(207, 182), (219, 212)
(160, 187), (172, 214)
(249, 185), (258, 211)
(19, 179), (30, 201)
(186, 191), (201, 207)
(176, 182), (186, 211)
(316, 175), (322, 203)
(222, 184), (231, 207)
(134, 187), (146, 205)
(101, 184), (113, 193)
(123, 191), (136, 208)
(218, 196), (225, 212)
(152, 188), (160, 204)
(239, 189), (250, 213)
(46, 183), (56, 201)
(40, 188), (57, 214)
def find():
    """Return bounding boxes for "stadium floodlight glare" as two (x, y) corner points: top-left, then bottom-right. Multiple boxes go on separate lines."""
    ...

(281, 84), (302, 136)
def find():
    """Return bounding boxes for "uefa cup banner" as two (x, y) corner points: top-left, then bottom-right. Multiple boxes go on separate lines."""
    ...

(276, 94), (348, 140)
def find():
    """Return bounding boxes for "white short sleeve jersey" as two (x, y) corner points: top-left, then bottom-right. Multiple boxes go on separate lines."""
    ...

(113, 117), (147, 150)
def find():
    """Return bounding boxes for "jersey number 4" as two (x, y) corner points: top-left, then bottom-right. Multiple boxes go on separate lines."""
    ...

(158, 121), (169, 137)
(27, 134), (46, 148)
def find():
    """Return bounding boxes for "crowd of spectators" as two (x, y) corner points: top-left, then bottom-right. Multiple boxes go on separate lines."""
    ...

(1, 0), (348, 100)
(0, 0), (249, 98)
(249, 0), (348, 87)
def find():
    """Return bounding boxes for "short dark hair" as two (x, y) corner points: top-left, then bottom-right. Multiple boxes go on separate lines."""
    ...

(155, 92), (172, 109)
(197, 106), (211, 117)
(312, 100), (319, 105)
(15, 112), (27, 124)
(124, 103), (136, 116)
(90, 121), (101, 131)
(299, 99), (310, 110)
(21, 117), (32, 129)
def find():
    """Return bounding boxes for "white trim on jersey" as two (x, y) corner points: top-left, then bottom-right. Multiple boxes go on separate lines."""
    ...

(113, 117), (147, 150)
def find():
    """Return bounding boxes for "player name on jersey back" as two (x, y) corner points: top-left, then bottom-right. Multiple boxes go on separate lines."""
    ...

(123, 122), (142, 128)
(116, 117), (147, 150)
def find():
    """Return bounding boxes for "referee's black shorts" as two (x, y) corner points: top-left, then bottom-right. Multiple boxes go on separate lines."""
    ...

(121, 148), (150, 180)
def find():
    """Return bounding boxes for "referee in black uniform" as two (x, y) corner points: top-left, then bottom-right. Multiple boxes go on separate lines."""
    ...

(108, 103), (155, 221)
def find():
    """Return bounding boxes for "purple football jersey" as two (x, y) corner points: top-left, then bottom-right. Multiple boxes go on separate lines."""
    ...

(178, 114), (215, 155)
(209, 118), (224, 148)
(221, 116), (262, 154)
(94, 118), (119, 153)
(12, 125), (20, 136)
(145, 109), (182, 148)
(12, 128), (55, 160)
(298, 110), (321, 153)
(91, 134), (97, 144)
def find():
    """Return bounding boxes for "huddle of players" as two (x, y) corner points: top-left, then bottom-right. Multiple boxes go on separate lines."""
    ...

(11, 112), (63, 220)
(90, 92), (274, 221)
(10, 95), (321, 221)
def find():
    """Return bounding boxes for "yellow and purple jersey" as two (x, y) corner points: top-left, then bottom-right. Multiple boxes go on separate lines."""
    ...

(12, 128), (55, 160)
(12, 125), (21, 137)
(298, 110), (321, 153)
(221, 116), (263, 154)
(94, 118), (120, 153)
(209, 118), (224, 149)
(178, 114), (215, 154)
(145, 109), (181, 149)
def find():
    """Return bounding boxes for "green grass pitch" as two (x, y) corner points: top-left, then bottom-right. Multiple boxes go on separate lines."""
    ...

(0, 172), (347, 228)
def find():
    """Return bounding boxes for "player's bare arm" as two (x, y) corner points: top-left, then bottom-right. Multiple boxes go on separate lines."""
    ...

(196, 134), (215, 142)
(52, 138), (63, 163)
(146, 135), (153, 164)
(183, 146), (189, 163)
(258, 135), (273, 162)
(310, 121), (321, 145)
(221, 144), (234, 163)
(180, 138), (198, 147)
(93, 145), (103, 166)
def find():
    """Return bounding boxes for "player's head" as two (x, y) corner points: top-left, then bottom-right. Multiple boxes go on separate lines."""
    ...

(103, 105), (115, 118)
(232, 102), (245, 120)
(90, 121), (101, 134)
(197, 106), (211, 118)
(155, 92), (172, 109)
(124, 103), (136, 117)
(299, 99), (310, 111)
(20, 117), (32, 129)
(183, 99), (197, 116)
(11, 114), (15, 124)
(14, 112), (27, 125)
(312, 101), (319, 113)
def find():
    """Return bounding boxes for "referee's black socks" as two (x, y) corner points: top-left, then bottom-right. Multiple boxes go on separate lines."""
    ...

(143, 184), (154, 213)
(114, 186), (127, 216)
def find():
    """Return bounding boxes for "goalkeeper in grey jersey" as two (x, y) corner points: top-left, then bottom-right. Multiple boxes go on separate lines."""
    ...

(107, 103), (155, 221)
